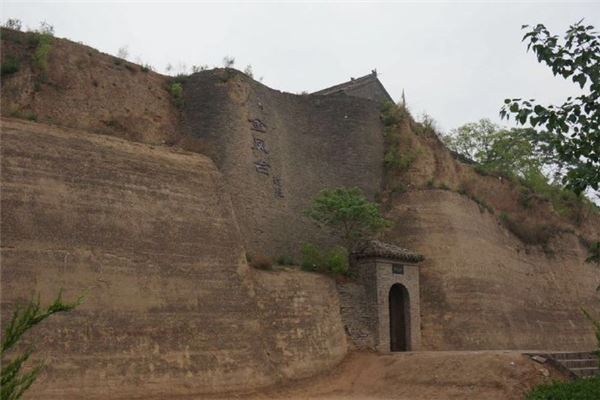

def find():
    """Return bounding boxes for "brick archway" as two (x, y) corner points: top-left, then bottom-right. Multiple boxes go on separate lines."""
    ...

(389, 283), (410, 352)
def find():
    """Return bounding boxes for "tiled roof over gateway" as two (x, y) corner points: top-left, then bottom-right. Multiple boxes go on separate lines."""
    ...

(354, 240), (424, 263)
(312, 70), (394, 104)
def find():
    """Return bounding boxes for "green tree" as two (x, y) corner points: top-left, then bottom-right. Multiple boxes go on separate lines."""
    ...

(501, 21), (600, 195)
(304, 187), (390, 251)
(1, 291), (81, 400)
(443, 119), (548, 179)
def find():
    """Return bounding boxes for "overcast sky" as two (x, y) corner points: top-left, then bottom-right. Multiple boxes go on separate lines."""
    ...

(2, 1), (599, 132)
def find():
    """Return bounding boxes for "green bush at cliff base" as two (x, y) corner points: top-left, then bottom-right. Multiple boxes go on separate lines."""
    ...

(525, 375), (600, 400)
(300, 243), (349, 275)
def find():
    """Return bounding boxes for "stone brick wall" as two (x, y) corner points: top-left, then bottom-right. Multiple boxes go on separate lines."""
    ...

(336, 282), (375, 348)
(374, 260), (421, 352)
(340, 259), (421, 352)
(182, 70), (385, 259)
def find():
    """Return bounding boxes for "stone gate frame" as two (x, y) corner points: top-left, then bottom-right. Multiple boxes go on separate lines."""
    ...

(350, 241), (424, 352)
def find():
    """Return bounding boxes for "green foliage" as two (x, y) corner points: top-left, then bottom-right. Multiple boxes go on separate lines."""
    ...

(172, 74), (189, 85)
(169, 82), (184, 108)
(1, 291), (81, 400)
(9, 110), (37, 122)
(276, 255), (294, 266)
(32, 33), (52, 74)
(443, 119), (545, 179)
(304, 187), (390, 251)
(1, 56), (20, 76)
(525, 375), (600, 400)
(300, 244), (349, 275)
(140, 63), (153, 73)
(384, 148), (417, 171)
(520, 169), (595, 224)
(501, 21), (600, 194)
(587, 241), (600, 266)
(301, 243), (322, 271)
(445, 118), (595, 220)
(326, 246), (350, 274)
(380, 101), (407, 127)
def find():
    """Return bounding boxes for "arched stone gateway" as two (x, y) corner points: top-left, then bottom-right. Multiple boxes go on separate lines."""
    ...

(338, 240), (424, 352)
(389, 283), (410, 352)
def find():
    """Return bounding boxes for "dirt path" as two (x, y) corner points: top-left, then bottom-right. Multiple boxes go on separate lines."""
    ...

(203, 350), (566, 400)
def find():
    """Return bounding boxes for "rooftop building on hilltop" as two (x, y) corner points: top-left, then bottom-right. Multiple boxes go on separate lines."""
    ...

(312, 70), (394, 104)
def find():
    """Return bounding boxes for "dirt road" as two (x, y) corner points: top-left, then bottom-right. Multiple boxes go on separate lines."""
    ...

(204, 350), (566, 400)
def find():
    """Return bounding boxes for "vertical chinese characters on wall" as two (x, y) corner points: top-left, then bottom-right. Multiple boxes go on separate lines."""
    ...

(249, 117), (284, 198)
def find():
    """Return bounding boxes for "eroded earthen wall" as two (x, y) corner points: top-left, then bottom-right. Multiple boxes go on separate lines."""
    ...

(0, 119), (346, 399)
(182, 71), (385, 258)
(386, 190), (600, 351)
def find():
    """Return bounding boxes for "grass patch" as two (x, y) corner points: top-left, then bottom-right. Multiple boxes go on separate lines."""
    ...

(10, 110), (37, 121)
(169, 82), (184, 108)
(301, 244), (349, 275)
(32, 32), (52, 74)
(1, 56), (20, 76)
(525, 375), (600, 400)
(384, 148), (418, 171)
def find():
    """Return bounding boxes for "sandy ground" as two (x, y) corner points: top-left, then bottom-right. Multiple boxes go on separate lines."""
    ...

(202, 350), (566, 400)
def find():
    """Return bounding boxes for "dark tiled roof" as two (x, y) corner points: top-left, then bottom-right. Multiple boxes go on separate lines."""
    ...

(312, 72), (394, 103)
(354, 240), (424, 263)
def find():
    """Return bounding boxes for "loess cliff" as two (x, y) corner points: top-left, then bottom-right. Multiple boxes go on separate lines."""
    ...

(1, 27), (599, 398)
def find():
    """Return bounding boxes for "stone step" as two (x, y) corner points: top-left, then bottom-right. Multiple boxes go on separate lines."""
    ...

(527, 351), (599, 379)
(571, 367), (599, 378)
(559, 359), (599, 369)
(548, 352), (596, 361)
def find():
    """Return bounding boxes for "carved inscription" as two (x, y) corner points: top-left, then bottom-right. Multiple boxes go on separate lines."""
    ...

(254, 160), (271, 175)
(252, 137), (269, 154)
(273, 176), (284, 198)
(248, 118), (267, 133)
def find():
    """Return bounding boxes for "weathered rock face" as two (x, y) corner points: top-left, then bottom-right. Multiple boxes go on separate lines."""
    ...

(182, 71), (385, 258)
(0, 119), (346, 399)
(386, 190), (600, 351)
(0, 28), (179, 144)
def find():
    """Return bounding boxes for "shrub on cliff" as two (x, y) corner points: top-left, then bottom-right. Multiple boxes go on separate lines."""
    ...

(300, 243), (349, 275)
(1, 291), (81, 400)
(169, 82), (184, 108)
(304, 187), (390, 252)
